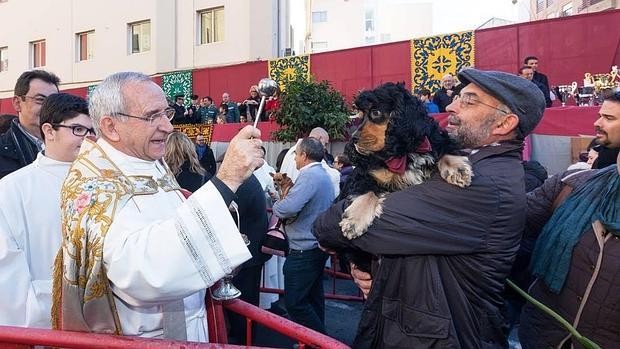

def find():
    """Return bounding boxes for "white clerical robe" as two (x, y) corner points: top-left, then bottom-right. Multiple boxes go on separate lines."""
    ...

(0, 153), (71, 328)
(97, 140), (251, 341)
(279, 139), (341, 197)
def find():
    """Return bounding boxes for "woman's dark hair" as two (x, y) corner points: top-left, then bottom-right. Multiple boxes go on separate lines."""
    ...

(335, 153), (352, 167)
(275, 148), (289, 172)
(39, 93), (89, 141)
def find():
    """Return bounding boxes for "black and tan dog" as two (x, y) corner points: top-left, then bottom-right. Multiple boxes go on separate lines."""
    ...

(339, 82), (472, 241)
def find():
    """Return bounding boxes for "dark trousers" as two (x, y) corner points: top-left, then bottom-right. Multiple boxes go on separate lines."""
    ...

(226, 264), (263, 344)
(283, 248), (329, 334)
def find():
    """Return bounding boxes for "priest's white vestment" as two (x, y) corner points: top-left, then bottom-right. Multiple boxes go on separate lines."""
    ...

(0, 153), (71, 328)
(52, 139), (251, 341)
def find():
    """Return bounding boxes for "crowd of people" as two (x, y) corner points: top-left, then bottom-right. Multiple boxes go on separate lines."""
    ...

(417, 55), (555, 115)
(0, 63), (618, 349)
(168, 85), (280, 126)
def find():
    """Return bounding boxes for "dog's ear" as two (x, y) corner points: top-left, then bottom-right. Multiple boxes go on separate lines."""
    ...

(282, 173), (288, 179)
(269, 172), (275, 177)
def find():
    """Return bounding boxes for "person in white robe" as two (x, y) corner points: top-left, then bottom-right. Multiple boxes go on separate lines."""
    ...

(0, 93), (93, 328)
(52, 72), (265, 342)
(279, 127), (340, 197)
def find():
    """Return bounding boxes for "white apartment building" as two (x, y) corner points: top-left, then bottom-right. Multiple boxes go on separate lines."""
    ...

(302, 0), (432, 54)
(0, 0), (291, 96)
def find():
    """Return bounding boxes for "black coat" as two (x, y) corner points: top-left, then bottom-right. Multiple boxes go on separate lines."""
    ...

(313, 141), (526, 348)
(432, 88), (454, 112)
(197, 145), (216, 180)
(0, 120), (40, 179)
(532, 71), (552, 107)
(175, 161), (206, 192)
(233, 175), (270, 268)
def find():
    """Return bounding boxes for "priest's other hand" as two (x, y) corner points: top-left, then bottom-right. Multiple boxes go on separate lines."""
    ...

(217, 125), (265, 192)
(350, 262), (372, 299)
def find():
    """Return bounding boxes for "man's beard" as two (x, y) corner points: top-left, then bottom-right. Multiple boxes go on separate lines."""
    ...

(595, 127), (610, 146)
(447, 113), (497, 149)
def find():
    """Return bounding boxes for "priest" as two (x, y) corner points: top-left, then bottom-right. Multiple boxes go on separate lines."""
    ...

(52, 72), (264, 341)
(0, 93), (93, 328)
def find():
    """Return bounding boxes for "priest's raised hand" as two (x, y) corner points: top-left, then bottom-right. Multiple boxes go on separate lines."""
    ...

(217, 125), (265, 192)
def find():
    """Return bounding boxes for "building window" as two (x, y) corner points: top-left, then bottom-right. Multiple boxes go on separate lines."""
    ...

(311, 41), (327, 50)
(199, 7), (224, 45)
(561, 2), (573, 16)
(536, 0), (545, 12)
(77, 31), (95, 61)
(365, 8), (375, 31)
(130, 21), (151, 54)
(312, 11), (327, 23)
(0, 47), (7, 72)
(31, 40), (46, 68)
(547, 0), (555, 6)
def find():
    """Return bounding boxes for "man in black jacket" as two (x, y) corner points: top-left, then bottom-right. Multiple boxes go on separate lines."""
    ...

(226, 174), (270, 344)
(432, 74), (456, 112)
(525, 56), (552, 107)
(195, 134), (216, 179)
(0, 70), (60, 179)
(313, 68), (546, 348)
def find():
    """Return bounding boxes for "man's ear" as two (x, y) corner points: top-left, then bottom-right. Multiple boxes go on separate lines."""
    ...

(12, 96), (22, 115)
(99, 116), (120, 142)
(492, 114), (519, 136)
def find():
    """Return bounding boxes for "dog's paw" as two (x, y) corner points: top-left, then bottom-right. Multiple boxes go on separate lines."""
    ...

(438, 154), (473, 188)
(340, 192), (385, 240)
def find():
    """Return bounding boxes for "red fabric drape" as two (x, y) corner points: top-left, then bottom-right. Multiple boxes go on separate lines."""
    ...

(192, 61), (268, 104)
(311, 41), (411, 102)
(475, 9), (620, 86)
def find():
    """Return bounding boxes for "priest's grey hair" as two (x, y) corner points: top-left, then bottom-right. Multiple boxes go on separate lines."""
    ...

(88, 71), (152, 135)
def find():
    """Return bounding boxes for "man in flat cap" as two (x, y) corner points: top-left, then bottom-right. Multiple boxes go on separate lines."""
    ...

(313, 68), (546, 348)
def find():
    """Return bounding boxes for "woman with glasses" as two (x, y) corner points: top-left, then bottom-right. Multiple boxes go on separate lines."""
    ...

(164, 131), (207, 192)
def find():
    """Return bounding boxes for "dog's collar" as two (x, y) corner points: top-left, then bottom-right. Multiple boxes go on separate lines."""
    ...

(384, 137), (432, 174)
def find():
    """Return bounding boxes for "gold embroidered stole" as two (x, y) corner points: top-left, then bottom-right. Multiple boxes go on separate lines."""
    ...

(51, 139), (180, 334)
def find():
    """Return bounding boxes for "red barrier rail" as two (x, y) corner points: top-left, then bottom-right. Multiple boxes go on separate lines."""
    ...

(0, 325), (253, 349)
(220, 299), (350, 349)
(0, 288), (349, 348)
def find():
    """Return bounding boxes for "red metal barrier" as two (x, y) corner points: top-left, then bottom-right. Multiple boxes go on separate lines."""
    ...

(0, 287), (350, 348)
(0, 325), (252, 348)
(221, 299), (350, 349)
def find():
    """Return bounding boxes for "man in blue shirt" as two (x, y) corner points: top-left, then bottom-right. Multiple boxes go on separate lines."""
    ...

(272, 137), (336, 334)
(420, 89), (439, 113)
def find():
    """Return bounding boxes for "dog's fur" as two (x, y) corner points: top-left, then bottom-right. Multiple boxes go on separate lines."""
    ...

(270, 172), (294, 200)
(338, 82), (472, 271)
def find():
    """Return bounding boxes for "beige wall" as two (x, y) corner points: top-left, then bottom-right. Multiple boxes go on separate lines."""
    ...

(308, 0), (432, 53)
(0, 0), (288, 97)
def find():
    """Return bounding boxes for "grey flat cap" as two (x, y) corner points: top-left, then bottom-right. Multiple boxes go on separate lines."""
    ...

(457, 68), (546, 137)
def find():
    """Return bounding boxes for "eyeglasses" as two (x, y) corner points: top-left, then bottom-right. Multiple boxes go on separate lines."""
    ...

(453, 93), (508, 114)
(116, 108), (175, 124)
(21, 95), (48, 105)
(52, 124), (96, 137)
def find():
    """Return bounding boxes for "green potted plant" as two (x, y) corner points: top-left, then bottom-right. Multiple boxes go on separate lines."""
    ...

(272, 78), (351, 142)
